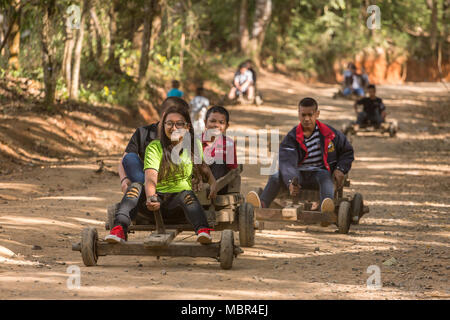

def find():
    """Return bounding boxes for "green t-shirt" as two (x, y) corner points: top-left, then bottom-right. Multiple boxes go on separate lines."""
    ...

(143, 139), (203, 193)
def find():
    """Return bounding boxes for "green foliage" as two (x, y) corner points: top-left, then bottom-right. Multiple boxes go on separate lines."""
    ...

(2, 0), (447, 107)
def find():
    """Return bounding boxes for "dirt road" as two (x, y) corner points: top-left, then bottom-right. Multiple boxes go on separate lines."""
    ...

(0, 71), (449, 299)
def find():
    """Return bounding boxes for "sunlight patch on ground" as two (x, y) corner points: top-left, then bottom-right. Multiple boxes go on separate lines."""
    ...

(0, 216), (79, 228)
(365, 200), (450, 208)
(350, 181), (388, 187)
(0, 257), (40, 266)
(68, 217), (105, 226)
(36, 196), (105, 201)
(0, 182), (41, 193)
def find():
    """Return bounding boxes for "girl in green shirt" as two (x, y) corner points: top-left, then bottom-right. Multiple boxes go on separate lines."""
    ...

(106, 98), (217, 244)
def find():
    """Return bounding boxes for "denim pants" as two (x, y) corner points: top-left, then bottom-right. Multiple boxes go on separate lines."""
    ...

(122, 153), (145, 183)
(357, 110), (382, 127)
(260, 169), (335, 208)
(114, 183), (210, 233)
(343, 87), (364, 97)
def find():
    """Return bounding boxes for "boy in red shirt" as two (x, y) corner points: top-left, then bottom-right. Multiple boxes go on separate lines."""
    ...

(202, 106), (238, 194)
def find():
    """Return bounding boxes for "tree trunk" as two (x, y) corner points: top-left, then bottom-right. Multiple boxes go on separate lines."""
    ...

(70, 0), (90, 100)
(249, 0), (272, 66)
(239, 0), (249, 54)
(40, 0), (57, 108)
(429, 0), (438, 51)
(90, 6), (103, 64)
(138, 0), (155, 83)
(107, 0), (121, 72)
(7, 0), (21, 70)
(137, 0), (162, 100)
(62, 15), (75, 91)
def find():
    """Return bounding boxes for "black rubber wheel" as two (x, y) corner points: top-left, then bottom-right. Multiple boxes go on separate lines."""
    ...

(389, 124), (396, 137)
(342, 123), (351, 137)
(351, 193), (363, 224)
(105, 203), (119, 230)
(238, 202), (255, 247)
(220, 230), (234, 270)
(337, 201), (351, 234)
(81, 227), (98, 266)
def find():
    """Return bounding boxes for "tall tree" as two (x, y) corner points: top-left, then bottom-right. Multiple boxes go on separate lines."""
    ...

(40, 0), (58, 108)
(70, 0), (90, 99)
(239, 0), (249, 53)
(137, 0), (161, 100)
(248, 0), (272, 66)
(7, 0), (20, 70)
(106, 0), (121, 73)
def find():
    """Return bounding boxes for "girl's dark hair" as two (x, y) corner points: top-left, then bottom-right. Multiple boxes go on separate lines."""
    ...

(205, 105), (230, 124)
(158, 97), (200, 182)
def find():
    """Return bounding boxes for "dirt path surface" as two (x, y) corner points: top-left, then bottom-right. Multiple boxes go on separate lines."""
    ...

(0, 71), (449, 300)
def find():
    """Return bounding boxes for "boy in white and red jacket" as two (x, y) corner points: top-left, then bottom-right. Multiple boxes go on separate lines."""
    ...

(247, 97), (354, 214)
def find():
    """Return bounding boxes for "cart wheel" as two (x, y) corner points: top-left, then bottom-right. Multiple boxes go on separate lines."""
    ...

(81, 227), (98, 266)
(351, 193), (363, 224)
(105, 203), (118, 230)
(337, 201), (351, 234)
(238, 202), (255, 247)
(219, 230), (234, 270)
(389, 124), (396, 137)
(342, 123), (351, 137)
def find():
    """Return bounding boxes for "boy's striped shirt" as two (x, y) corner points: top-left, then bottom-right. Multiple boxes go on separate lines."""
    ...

(299, 126), (324, 170)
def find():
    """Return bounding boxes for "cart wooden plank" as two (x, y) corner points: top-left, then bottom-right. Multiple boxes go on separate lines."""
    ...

(143, 230), (179, 247)
(254, 208), (336, 224)
(95, 241), (221, 257)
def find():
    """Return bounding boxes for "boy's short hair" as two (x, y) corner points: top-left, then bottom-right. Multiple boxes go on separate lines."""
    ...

(367, 84), (376, 90)
(298, 97), (318, 111)
(205, 105), (230, 124)
(172, 80), (180, 88)
(238, 62), (247, 70)
(196, 87), (204, 96)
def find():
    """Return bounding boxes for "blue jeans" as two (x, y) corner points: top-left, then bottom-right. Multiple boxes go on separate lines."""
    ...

(123, 153), (145, 183)
(343, 87), (364, 97)
(260, 169), (334, 207)
(115, 183), (209, 233)
(357, 110), (382, 128)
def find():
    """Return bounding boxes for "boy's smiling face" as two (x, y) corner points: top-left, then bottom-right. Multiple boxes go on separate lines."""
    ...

(206, 112), (228, 135)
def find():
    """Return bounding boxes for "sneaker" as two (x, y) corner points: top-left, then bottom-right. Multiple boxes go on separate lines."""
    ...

(246, 191), (262, 208)
(105, 225), (126, 243)
(320, 198), (335, 227)
(197, 228), (213, 244)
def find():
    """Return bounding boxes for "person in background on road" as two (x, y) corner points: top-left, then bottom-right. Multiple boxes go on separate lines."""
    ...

(354, 84), (386, 129)
(202, 106), (238, 194)
(190, 87), (210, 135)
(342, 64), (366, 98)
(228, 62), (255, 102)
(118, 97), (190, 194)
(167, 80), (184, 98)
(246, 97), (354, 220)
(107, 98), (218, 244)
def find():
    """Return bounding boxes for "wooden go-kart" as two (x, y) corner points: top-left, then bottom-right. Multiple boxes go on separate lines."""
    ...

(342, 119), (398, 138)
(253, 175), (369, 234)
(72, 166), (255, 270)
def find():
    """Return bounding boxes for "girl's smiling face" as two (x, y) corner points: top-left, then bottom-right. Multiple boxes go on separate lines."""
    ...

(164, 112), (189, 142)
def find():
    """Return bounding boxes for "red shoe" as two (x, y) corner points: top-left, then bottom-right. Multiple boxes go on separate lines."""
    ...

(105, 225), (126, 243)
(197, 228), (213, 244)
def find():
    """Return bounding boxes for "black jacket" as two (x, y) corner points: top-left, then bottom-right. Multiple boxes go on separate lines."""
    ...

(279, 120), (354, 187)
